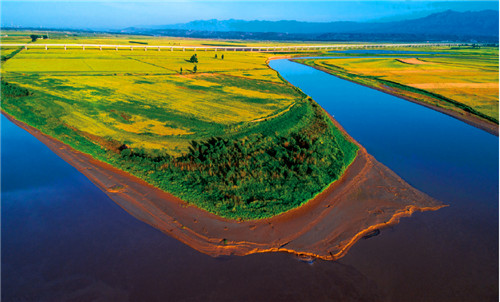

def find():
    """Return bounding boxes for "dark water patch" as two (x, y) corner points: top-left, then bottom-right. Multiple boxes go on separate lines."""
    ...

(270, 58), (498, 301)
(1, 114), (383, 301)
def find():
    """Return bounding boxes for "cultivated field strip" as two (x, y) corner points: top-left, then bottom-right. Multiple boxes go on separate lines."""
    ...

(0, 42), (473, 52)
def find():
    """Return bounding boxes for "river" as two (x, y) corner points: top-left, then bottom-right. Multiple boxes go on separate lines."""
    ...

(2, 57), (498, 301)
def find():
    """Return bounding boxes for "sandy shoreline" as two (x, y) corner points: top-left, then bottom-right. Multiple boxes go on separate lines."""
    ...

(2, 109), (445, 260)
(292, 59), (499, 136)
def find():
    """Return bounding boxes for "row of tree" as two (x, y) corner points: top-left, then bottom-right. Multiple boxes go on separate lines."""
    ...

(30, 34), (48, 42)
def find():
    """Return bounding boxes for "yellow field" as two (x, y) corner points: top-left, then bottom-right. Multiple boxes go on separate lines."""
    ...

(308, 49), (499, 120)
(1, 46), (304, 155)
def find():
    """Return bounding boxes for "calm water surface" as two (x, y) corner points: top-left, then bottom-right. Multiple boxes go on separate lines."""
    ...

(2, 58), (498, 301)
(270, 59), (499, 301)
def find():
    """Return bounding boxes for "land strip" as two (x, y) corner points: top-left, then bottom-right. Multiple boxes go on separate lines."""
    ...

(2, 109), (444, 260)
(296, 55), (499, 136)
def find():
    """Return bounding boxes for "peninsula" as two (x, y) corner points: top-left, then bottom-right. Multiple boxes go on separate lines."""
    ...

(1, 31), (445, 259)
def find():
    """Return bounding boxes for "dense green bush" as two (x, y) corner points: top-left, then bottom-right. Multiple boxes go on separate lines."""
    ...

(112, 101), (358, 219)
(1, 47), (23, 62)
(1, 81), (31, 97)
(189, 54), (198, 63)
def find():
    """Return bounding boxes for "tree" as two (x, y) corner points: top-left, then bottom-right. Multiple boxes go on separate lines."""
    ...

(221, 54), (224, 60)
(189, 54), (198, 63)
(193, 65), (197, 73)
(30, 34), (39, 42)
(180, 67), (183, 74)
(215, 54), (218, 59)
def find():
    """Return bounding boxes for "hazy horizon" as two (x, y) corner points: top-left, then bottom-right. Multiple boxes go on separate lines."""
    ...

(1, 1), (498, 30)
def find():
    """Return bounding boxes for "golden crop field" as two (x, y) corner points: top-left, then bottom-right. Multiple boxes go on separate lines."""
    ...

(1, 46), (303, 154)
(306, 47), (499, 121)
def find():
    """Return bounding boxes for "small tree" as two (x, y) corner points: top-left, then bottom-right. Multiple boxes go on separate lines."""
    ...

(189, 54), (198, 63)
(30, 34), (39, 42)
(215, 54), (218, 59)
(193, 65), (197, 73)
(180, 67), (183, 74)
(221, 54), (224, 60)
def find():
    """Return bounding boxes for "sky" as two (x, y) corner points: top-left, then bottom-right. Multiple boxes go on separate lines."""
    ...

(1, 1), (498, 30)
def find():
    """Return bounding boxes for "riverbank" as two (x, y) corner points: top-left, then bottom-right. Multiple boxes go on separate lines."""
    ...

(294, 59), (499, 136)
(2, 104), (444, 260)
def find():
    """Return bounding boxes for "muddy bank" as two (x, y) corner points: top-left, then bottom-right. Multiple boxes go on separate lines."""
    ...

(3, 111), (444, 260)
(293, 59), (499, 137)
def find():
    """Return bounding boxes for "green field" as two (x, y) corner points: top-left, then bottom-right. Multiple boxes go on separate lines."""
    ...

(298, 46), (499, 124)
(1, 33), (358, 220)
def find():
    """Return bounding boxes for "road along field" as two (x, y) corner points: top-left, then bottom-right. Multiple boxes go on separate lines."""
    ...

(297, 46), (499, 134)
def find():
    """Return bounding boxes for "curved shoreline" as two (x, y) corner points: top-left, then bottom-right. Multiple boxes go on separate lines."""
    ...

(292, 58), (499, 136)
(2, 107), (445, 260)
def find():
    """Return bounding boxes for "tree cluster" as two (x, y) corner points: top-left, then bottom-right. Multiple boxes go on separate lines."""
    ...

(189, 54), (198, 63)
(116, 109), (357, 219)
(1, 80), (31, 97)
(29, 34), (48, 42)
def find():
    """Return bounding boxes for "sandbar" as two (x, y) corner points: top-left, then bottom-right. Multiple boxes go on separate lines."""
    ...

(3, 109), (444, 260)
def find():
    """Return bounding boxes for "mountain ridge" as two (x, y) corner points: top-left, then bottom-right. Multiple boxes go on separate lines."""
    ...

(135, 10), (498, 38)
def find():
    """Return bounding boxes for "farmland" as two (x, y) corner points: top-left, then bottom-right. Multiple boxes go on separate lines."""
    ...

(1, 33), (358, 219)
(297, 46), (499, 127)
(0, 29), (335, 47)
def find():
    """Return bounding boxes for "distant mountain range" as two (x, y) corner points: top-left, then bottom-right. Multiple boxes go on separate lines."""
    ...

(124, 10), (499, 42)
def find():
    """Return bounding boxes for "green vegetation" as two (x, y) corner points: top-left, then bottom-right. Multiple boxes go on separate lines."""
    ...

(30, 34), (48, 42)
(1, 46), (24, 62)
(129, 41), (148, 45)
(1, 33), (358, 220)
(1, 81), (31, 97)
(189, 53), (198, 63)
(115, 98), (356, 219)
(298, 47), (499, 124)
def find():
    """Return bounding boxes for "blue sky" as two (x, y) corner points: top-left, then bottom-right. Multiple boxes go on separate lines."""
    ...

(2, 1), (498, 29)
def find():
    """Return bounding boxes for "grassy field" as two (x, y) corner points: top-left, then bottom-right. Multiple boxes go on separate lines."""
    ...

(1, 33), (358, 219)
(299, 46), (499, 124)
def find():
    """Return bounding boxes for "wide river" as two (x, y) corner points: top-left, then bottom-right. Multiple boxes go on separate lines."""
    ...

(2, 57), (498, 301)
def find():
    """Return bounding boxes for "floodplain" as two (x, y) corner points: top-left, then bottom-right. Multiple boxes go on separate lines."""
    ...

(1, 35), (360, 220)
(297, 46), (499, 133)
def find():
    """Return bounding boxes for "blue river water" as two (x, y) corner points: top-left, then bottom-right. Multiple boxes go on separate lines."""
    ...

(270, 58), (499, 301)
(2, 57), (498, 301)
(269, 59), (498, 208)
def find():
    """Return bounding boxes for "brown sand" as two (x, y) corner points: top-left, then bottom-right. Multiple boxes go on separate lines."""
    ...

(3, 110), (445, 260)
(397, 58), (433, 65)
